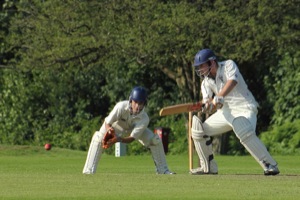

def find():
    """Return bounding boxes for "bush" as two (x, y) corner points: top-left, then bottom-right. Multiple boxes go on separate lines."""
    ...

(259, 120), (300, 155)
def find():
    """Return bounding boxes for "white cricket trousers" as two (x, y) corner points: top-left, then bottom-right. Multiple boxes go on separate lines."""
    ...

(201, 109), (277, 170)
(82, 123), (170, 174)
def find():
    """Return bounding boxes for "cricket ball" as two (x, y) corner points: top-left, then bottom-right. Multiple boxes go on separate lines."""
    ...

(44, 143), (52, 151)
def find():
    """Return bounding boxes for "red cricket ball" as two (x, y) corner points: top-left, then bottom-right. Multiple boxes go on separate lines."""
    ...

(44, 143), (52, 151)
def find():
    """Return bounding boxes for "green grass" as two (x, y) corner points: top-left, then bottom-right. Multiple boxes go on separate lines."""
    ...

(0, 145), (299, 200)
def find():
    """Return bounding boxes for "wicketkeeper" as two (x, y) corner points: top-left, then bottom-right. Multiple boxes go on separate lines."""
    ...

(190, 49), (279, 176)
(83, 86), (175, 175)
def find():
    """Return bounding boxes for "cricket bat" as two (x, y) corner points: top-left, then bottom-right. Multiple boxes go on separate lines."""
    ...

(159, 102), (202, 171)
(159, 102), (202, 116)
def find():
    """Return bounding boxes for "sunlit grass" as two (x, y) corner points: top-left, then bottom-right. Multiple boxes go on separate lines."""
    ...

(0, 145), (299, 200)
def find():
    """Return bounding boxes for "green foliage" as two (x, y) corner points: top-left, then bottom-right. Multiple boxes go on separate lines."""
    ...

(264, 52), (300, 125)
(153, 115), (188, 155)
(0, 0), (299, 155)
(260, 120), (300, 155)
(0, 67), (108, 149)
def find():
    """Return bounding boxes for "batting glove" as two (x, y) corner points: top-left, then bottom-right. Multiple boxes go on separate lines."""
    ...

(213, 96), (224, 109)
(202, 102), (215, 114)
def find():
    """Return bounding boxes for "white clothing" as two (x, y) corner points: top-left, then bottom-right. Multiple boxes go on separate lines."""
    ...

(192, 59), (277, 173)
(83, 100), (171, 174)
(200, 60), (258, 132)
(103, 101), (150, 141)
(201, 60), (258, 119)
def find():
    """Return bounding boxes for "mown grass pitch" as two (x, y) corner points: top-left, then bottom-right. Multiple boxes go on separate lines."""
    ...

(0, 145), (299, 200)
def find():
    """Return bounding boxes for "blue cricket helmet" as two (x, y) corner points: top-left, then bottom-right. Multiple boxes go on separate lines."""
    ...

(193, 49), (216, 67)
(129, 86), (148, 104)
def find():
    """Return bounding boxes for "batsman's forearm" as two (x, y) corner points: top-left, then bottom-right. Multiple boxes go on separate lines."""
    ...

(218, 80), (237, 97)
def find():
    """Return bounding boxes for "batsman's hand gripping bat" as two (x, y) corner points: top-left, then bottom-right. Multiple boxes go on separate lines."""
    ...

(159, 102), (202, 116)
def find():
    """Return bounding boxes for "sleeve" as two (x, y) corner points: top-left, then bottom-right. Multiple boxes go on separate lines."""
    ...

(224, 60), (239, 83)
(104, 102), (123, 125)
(130, 114), (149, 139)
(201, 79), (214, 103)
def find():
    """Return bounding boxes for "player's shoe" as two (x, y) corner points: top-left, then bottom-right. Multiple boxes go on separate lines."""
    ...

(190, 160), (218, 175)
(189, 167), (218, 175)
(264, 164), (280, 176)
(156, 169), (176, 174)
(163, 170), (176, 175)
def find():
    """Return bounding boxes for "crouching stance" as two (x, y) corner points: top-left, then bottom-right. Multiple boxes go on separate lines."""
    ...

(83, 86), (175, 175)
(190, 49), (279, 176)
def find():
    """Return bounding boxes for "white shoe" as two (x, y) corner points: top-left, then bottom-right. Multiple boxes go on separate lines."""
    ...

(264, 164), (280, 176)
(83, 171), (94, 175)
(190, 160), (218, 175)
(164, 170), (176, 174)
(157, 170), (176, 175)
(190, 167), (218, 175)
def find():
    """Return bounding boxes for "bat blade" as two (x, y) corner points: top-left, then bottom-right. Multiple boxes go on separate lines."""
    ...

(159, 102), (202, 116)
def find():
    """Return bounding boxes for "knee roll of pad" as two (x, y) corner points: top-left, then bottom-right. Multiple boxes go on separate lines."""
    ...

(232, 117), (255, 143)
(191, 115), (205, 140)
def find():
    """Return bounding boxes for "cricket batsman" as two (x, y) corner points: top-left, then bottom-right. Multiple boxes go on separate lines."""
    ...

(83, 86), (175, 175)
(190, 49), (279, 176)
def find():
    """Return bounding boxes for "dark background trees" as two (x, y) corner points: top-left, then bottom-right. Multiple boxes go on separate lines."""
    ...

(0, 0), (299, 154)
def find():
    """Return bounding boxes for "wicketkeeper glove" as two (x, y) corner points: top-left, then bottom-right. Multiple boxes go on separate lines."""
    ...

(102, 128), (119, 149)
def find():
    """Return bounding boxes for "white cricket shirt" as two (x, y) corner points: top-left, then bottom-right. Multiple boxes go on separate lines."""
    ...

(201, 60), (258, 114)
(104, 100), (149, 139)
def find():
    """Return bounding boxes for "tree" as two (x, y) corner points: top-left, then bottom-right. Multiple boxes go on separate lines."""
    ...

(1, 0), (299, 154)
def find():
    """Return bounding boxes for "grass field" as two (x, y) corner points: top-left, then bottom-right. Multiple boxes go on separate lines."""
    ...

(0, 145), (299, 200)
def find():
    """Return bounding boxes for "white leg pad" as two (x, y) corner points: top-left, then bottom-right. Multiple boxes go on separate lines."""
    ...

(149, 137), (169, 174)
(232, 117), (277, 170)
(82, 131), (103, 174)
(191, 115), (216, 173)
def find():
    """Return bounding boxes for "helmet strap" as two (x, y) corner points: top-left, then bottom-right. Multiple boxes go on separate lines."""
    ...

(203, 60), (215, 79)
